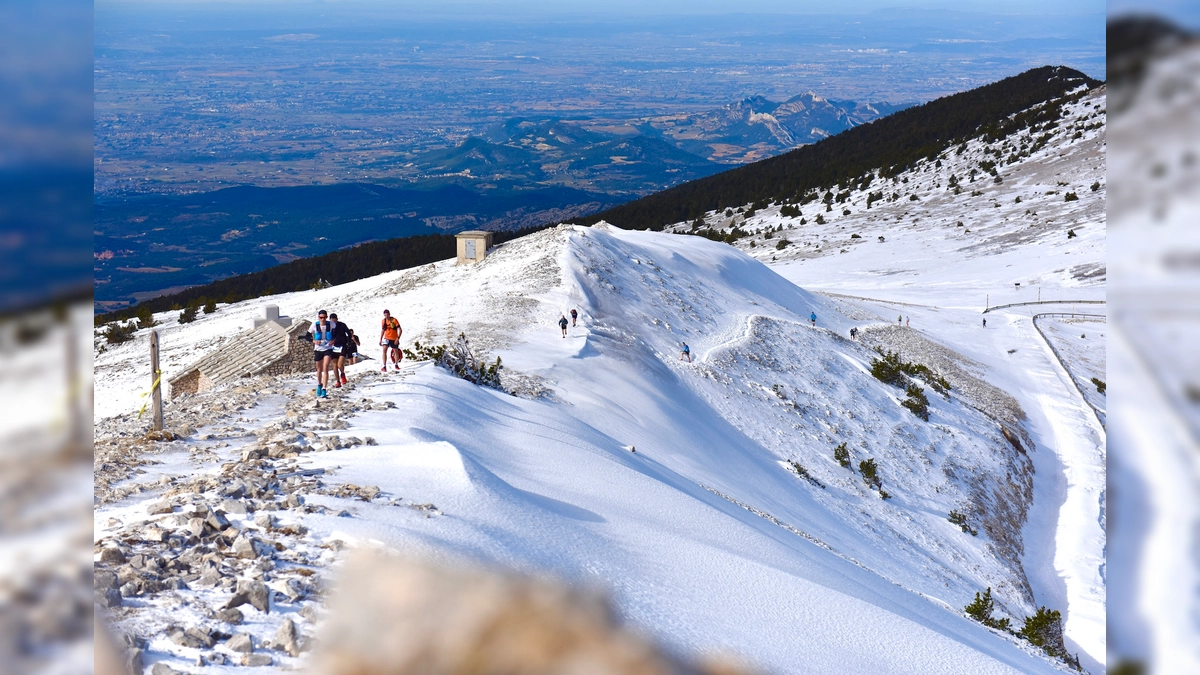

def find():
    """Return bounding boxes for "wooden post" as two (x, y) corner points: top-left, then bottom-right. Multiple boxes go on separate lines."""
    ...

(985, 294), (988, 310)
(150, 330), (163, 431)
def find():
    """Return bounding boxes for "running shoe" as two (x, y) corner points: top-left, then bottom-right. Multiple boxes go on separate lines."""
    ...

(341, 375), (348, 385)
(333, 381), (341, 388)
(316, 386), (325, 397)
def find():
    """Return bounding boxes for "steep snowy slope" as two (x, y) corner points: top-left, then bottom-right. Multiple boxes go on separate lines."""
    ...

(650, 87), (1107, 670)
(94, 226), (1072, 674)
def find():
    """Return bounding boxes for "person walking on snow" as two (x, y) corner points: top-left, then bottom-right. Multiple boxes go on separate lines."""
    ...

(680, 342), (691, 362)
(311, 309), (335, 398)
(559, 314), (569, 338)
(906, 316), (910, 327)
(330, 313), (351, 388)
(570, 308), (578, 327)
(982, 317), (987, 328)
(850, 327), (858, 339)
(898, 315), (903, 325)
(810, 311), (817, 327)
(379, 309), (403, 371)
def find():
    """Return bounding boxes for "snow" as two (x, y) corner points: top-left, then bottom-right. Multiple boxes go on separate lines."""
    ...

(1107, 42), (1200, 672)
(93, 88), (1109, 674)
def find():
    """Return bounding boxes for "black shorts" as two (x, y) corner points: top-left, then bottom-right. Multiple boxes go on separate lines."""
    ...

(383, 339), (399, 349)
(314, 350), (333, 362)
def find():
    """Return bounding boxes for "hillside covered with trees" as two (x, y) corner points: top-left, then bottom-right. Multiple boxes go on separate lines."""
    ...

(578, 66), (1102, 230)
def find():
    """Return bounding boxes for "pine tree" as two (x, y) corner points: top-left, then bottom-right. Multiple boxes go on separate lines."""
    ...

(834, 442), (851, 469)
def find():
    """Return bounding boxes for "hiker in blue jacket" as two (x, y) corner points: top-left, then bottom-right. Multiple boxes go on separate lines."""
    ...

(810, 311), (817, 327)
(558, 314), (569, 338)
(680, 342), (691, 363)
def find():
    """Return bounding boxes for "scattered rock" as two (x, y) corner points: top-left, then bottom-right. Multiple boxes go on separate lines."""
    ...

(298, 604), (319, 622)
(242, 653), (273, 667)
(95, 587), (122, 608)
(148, 501), (175, 515)
(232, 536), (264, 560)
(167, 626), (213, 649)
(224, 579), (270, 613)
(254, 512), (275, 530)
(221, 499), (248, 515)
(272, 618), (301, 657)
(94, 570), (119, 590)
(98, 547), (126, 564)
(224, 633), (254, 653)
(150, 663), (186, 675)
(214, 607), (244, 625)
(186, 518), (209, 538)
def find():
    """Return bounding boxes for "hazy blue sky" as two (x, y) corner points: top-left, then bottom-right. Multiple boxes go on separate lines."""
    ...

(1109, 0), (1200, 27)
(95, 0), (1106, 16)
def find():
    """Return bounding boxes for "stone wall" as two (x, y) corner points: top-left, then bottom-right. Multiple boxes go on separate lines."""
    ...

(169, 369), (202, 399)
(260, 334), (317, 378)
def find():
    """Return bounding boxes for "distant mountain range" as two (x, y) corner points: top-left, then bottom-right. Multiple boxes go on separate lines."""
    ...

(414, 118), (722, 195)
(642, 93), (909, 163)
(411, 93), (908, 192)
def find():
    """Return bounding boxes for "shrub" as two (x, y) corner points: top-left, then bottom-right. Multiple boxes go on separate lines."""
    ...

(776, 239), (789, 250)
(403, 333), (503, 390)
(1090, 181), (1100, 192)
(1019, 606), (1072, 665)
(834, 442), (851, 469)
(102, 321), (136, 345)
(870, 350), (907, 386)
(842, 209), (851, 216)
(178, 306), (198, 324)
(908, 194), (919, 201)
(1091, 377), (1106, 394)
(787, 460), (825, 489)
(203, 299), (217, 314)
(859, 458), (882, 489)
(815, 214), (825, 224)
(1064, 192), (1078, 202)
(948, 509), (978, 535)
(779, 204), (801, 218)
(902, 383), (930, 421)
(870, 349), (950, 400)
(964, 587), (1011, 631)
(1067, 229), (1077, 238)
(850, 233), (861, 239)
(135, 304), (157, 329)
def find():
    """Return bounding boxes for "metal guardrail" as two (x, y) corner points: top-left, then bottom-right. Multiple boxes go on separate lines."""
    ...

(1031, 312), (1106, 429)
(1031, 312), (1107, 321)
(982, 299), (1105, 314)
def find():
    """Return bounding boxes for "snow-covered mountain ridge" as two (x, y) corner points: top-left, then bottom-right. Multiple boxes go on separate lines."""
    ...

(95, 221), (1088, 673)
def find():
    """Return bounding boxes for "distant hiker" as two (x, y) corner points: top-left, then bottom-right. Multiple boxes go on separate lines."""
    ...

(380, 309), (402, 372)
(559, 315), (569, 338)
(906, 316), (910, 327)
(898, 315), (903, 325)
(570, 308), (578, 327)
(680, 342), (691, 363)
(810, 311), (817, 327)
(311, 309), (335, 397)
(347, 329), (361, 364)
(330, 313), (351, 387)
(850, 327), (858, 339)
(982, 317), (987, 328)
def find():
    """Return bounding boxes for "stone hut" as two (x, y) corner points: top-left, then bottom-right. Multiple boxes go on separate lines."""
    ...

(168, 316), (312, 400)
(456, 230), (494, 265)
